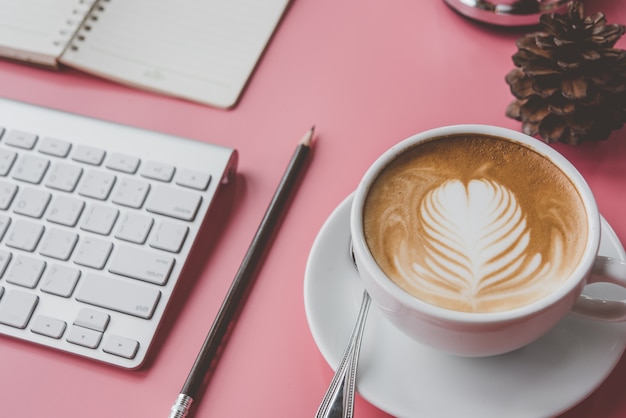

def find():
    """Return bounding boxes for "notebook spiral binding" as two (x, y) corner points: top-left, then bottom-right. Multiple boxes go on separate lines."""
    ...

(65, 0), (105, 52)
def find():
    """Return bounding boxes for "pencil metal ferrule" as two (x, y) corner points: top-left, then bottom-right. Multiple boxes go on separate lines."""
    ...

(169, 394), (193, 418)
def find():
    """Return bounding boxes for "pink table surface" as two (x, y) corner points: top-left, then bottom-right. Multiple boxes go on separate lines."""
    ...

(1, 1), (625, 417)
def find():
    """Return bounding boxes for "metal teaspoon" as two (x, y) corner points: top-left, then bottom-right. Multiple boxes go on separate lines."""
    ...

(315, 247), (371, 418)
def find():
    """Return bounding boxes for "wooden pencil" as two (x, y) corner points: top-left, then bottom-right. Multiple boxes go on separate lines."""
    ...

(169, 126), (315, 418)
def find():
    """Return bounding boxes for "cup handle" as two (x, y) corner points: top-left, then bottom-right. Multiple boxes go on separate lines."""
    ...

(571, 256), (626, 321)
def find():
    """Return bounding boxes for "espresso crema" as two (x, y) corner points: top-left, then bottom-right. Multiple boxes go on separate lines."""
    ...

(363, 134), (588, 313)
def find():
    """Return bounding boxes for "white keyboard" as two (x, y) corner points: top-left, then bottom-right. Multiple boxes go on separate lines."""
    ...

(0, 97), (237, 368)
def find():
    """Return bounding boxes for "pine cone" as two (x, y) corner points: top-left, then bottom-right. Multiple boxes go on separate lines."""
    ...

(505, 1), (626, 144)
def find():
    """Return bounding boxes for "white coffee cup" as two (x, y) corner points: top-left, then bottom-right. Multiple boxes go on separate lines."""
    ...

(350, 125), (626, 357)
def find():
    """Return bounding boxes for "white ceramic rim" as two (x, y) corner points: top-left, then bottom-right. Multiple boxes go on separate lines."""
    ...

(350, 124), (601, 324)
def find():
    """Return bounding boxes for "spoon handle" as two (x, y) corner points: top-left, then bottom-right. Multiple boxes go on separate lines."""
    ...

(316, 290), (371, 418)
(343, 292), (371, 418)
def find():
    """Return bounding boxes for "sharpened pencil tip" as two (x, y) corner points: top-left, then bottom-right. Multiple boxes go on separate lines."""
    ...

(300, 125), (315, 147)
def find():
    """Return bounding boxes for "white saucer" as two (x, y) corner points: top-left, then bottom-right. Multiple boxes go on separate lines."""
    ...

(304, 194), (626, 418)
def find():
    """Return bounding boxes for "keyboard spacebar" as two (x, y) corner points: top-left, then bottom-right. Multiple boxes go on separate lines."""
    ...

(76, 273), (161, 319)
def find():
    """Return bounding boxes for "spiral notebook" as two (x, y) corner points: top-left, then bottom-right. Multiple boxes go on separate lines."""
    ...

(0, 0), (290, 108)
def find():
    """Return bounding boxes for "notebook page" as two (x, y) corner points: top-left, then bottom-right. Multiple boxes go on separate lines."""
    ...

(0, 0), (96, 68)
(60, 0), (290, 108)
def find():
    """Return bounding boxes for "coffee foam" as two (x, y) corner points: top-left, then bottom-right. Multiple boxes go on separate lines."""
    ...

(363, 134), (588, 313)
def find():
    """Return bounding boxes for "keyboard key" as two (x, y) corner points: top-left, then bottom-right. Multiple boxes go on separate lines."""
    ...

(114, 212), (153, 244)
(45, 162), (83, 192)
(0, 215), (10, 240)
(0, 148), (17, 176)
(149, 221), (188, 253)
(0, 289), (38, 328)
(80, 204), (119, 235)
(106, 153), (140, 174)
(74, 308), (110, 332)
(146, 185), (201, 221)
(38, 137), (71, 157)
(67, 325), (102, 348)
(76, 273), (161, 319)
(13, 187), (51, 218)
(176, 169), (211, 191)
(31, 315), (67, 339)
(5, 255), (46, 288)
(40, 264), (80, 297)
(47, 195), (85, 227)
(4, 130), (37, 149)
(78, 170), (116, 200)
(39, 228), (78, 261)
(0, 216), (10, 244)
(0, 180), (18, 209)
(111, 177), (150, 208)
(103, 335), (139, 359)
(141, 161), (175, 182)
(73, 237), (113, 269)
(0, 250), (11, 277)
(12, 154), (50, 184)
(5, 219), (44, 252)
(109, 245), (174, 285)
(72, 145), (105, 166)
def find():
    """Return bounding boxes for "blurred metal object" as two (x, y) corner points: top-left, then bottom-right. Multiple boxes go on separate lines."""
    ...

(443, 0), (572, 26)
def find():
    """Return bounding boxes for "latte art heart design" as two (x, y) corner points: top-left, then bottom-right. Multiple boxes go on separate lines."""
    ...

(395, 179), (564, 312)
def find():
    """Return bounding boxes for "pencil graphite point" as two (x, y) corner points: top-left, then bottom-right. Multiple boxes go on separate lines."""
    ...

(301, 125), (315, 147)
